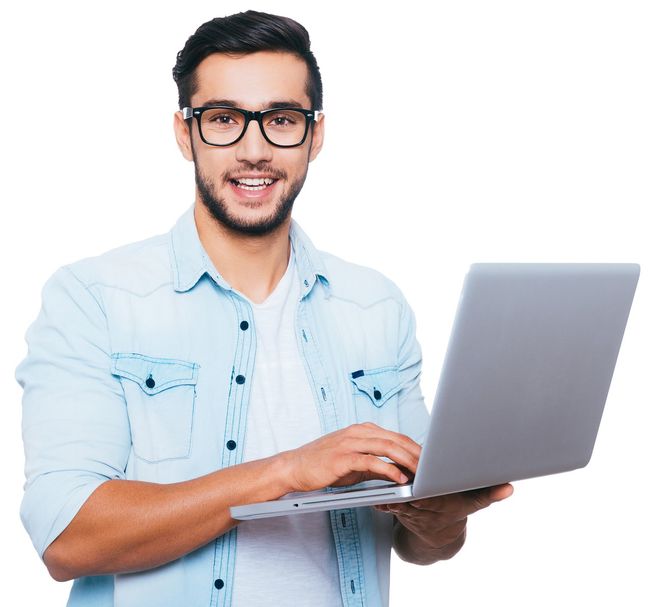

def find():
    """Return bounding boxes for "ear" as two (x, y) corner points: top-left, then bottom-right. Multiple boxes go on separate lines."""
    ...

(308, 113), (325, 162)
(173, 111), (194, 162)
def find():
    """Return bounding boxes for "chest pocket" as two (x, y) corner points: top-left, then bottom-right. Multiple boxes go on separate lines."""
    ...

(349, 366), (401, 408)
(111, 353), (199, 463)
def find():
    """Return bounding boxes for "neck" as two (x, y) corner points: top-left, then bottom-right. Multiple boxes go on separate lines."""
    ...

(194, 201), (291, 304)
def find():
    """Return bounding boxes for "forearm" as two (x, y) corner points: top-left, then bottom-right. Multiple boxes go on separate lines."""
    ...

(44, 453), (292, 581)
(392, 519), (466, 566)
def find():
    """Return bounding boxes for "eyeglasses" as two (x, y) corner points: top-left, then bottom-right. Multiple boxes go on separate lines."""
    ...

(182, 105), (322, 148)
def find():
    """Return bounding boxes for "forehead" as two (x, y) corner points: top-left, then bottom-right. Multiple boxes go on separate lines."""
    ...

(192, 51), (311, 109)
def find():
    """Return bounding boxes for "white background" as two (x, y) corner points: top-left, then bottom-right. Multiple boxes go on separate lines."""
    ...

(2, 1), (648, 605)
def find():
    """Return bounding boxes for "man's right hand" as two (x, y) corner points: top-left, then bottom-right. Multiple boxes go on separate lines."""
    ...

(280, 422), (421, 493)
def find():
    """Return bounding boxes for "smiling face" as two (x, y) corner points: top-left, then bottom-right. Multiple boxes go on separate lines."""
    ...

(174, 51), (325, 236)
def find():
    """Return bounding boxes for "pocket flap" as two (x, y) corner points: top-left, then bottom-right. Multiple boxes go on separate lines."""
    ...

(349, 366), (401, 406)
(111, 353), (199, 395)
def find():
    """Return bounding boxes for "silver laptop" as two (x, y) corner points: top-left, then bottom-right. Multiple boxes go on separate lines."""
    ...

(230, 263), (640, 521)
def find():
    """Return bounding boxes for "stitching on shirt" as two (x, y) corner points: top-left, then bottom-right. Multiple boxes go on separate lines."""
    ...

(112, 352), (197, 367)
(329, 509), (349, 604)
(169, 228), (182, 289)
(298, 303), (340, 431)
(81, 280), (174, 299)
(349, 511), (366, 606)
(327, 294), (399, 311)
(62, 265), (108, 321)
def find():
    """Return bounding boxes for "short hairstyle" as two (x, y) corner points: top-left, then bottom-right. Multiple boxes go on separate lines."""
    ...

(172, 10), (323, 111)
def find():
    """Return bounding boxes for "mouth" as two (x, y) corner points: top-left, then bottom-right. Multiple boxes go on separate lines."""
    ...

(228, 176), (280, 199)
(229, 176), (278, 191)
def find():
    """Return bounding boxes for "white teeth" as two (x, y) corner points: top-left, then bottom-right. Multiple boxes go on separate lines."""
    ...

(235, 177), (275, 186)
(237, 183), (268, 191)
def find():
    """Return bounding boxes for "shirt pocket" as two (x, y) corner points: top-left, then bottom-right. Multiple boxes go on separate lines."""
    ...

(110, 352), (199, 463)
(349, 366), (401, 408)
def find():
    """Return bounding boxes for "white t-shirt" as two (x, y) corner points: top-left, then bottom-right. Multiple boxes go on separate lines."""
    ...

(231, 246), (343, 607)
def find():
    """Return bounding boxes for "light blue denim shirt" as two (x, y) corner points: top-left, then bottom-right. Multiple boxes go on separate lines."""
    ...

(16, 202), (430, 607)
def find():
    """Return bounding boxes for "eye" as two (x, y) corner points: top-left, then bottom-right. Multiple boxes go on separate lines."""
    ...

(209, 113), (236, 124)
(271, 115), (294, 126)
(264, 110), (302, 129)
(202, 108), (241, 128)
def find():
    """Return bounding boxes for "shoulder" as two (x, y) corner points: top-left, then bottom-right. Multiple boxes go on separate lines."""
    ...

(319, 248), (407, 310)
(59, 232), (171, 295)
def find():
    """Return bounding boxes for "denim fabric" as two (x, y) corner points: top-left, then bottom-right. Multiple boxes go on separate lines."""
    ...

(16, 202), (431, 607)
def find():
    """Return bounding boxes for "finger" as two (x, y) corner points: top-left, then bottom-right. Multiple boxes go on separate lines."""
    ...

(410, 484), (514, 517)
(386, 502), (420, 517)
(355, 423), (422, 461)
(347, 453), (409, 484)
(346, 437), (420, 475)
(490, 483), (515, 500)
(393, 462), (416, 482)
(462, 484), (514, 510)
(357, 422), (422, 456)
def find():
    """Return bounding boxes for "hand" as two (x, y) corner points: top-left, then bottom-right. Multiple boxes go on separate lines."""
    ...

(376, 483), (514, 555)
(280, 422), (421, 493)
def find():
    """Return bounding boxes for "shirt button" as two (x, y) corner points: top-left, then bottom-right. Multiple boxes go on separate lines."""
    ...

(235, 374), (246, 385)
(240, 320), (249, 331)
(373, 389), (382, 400)
(145, 376), (155, 389)
(214, 579), (224, 589)
(226, 440), (237, 450)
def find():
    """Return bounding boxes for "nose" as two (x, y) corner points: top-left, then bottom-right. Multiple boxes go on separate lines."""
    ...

(235, 118), (273, 164)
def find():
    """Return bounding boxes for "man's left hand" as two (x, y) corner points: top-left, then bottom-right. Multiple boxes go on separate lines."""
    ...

(375, 483), (514, 564)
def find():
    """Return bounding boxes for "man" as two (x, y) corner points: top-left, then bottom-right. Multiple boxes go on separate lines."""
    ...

(16, 10), (512, 607)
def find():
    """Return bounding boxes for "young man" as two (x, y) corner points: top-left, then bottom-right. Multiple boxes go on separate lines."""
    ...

(16, 10), (512, 607)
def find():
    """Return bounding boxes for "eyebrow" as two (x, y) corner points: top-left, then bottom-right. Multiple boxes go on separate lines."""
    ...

(199, 98), (306, 109)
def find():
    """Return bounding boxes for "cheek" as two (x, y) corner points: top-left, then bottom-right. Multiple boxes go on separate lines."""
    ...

(195, 152), (233, 183)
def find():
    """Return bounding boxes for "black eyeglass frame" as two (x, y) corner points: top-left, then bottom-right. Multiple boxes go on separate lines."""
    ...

(182, 106), (322, 148)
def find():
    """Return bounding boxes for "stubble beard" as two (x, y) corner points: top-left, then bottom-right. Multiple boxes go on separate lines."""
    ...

(194, 158), (309, 237)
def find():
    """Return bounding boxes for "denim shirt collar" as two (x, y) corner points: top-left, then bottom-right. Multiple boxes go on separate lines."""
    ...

(169, 202), (331, 299)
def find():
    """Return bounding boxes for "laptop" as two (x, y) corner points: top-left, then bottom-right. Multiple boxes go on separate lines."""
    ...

(230, 263), (640, 521)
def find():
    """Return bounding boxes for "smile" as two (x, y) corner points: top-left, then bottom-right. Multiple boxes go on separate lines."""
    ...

(228, 176), (280, 199)
(230, 177), (277, 191)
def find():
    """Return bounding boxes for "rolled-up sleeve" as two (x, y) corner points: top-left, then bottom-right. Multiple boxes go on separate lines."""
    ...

(393, 285), (431, 446)
(15, 264), (131, 559)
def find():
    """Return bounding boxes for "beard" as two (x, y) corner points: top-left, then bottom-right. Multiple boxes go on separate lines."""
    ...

(193, 156), (309, 237)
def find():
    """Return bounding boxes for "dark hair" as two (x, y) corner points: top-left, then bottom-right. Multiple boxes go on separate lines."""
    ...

(172, 10), (323, 111)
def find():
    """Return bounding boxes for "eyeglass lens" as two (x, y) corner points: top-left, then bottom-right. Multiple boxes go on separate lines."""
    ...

(200, 108), (308, 146)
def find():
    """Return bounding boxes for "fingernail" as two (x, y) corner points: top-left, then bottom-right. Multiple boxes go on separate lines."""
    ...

(399, 473), (408, 483)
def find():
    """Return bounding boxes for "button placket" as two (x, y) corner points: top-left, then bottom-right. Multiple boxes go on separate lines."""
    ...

(296, 297), (367, 606)
(210, 296), (255, 607)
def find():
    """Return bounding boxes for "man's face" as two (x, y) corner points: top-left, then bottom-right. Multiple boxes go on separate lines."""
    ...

(174, 51), (324, 236)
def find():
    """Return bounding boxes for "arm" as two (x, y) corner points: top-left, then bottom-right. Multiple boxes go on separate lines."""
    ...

(44, 422), (421, 581)
(42, 455), (290, 581)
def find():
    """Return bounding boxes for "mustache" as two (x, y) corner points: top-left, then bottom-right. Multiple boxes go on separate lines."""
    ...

(225, 164), (286, 181)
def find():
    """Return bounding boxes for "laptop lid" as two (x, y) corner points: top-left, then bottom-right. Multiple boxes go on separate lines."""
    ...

(412, 263), (639, 499)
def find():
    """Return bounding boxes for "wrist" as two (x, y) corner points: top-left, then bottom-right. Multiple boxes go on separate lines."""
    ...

(393, 519), (467, 565)
(270, 450), (297, 495)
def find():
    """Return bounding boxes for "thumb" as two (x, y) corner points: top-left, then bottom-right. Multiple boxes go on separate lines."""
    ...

(490, 483), (514, 501)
